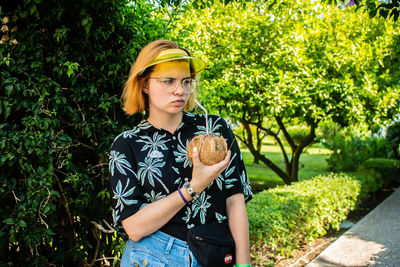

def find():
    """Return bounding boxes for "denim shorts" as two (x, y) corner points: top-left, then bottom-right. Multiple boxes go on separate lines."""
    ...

(120, 230), (201, 267)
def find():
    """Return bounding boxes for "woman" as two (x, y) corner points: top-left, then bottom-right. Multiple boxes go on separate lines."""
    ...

(109, 40), (253, 267)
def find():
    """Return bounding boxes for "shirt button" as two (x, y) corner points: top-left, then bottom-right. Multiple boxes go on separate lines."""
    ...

(172, 136), (176, 140)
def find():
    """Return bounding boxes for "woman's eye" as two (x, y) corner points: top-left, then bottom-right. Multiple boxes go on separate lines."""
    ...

(183, 80), (191, 86)
(162, 79), (175, 85)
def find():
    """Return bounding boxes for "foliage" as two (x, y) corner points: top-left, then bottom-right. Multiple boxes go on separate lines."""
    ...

(385, 120), (400, 159)
(247, 173), (372, 264)
(234, 125), (267, 164)
(171, 0), (400, 185)
(0, 0), (173, 265)
(284, 125), (312, 145)
(363, 157), (400, 169)
(327, 0), (400, 22)
(323, 132), (391, 172)
(361, 0), (400, 22)
(358, 158), (400, 187)
(315, 119), (343, 143)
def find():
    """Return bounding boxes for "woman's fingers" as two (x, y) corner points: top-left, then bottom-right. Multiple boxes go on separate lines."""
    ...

(191, 146), (202, 167)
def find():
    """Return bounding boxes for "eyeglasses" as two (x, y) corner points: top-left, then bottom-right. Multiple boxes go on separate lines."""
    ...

(148, 77), (197, 93)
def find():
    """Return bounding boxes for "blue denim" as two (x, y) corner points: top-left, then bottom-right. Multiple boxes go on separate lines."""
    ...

(120, 231), (202, 267)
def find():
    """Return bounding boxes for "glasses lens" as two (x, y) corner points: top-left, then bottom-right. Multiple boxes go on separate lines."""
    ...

(160, 78), (177, 92)
(183, 79), (197, 93)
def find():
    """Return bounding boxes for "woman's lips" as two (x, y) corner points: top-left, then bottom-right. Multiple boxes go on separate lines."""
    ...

(172, 99), (185, 105)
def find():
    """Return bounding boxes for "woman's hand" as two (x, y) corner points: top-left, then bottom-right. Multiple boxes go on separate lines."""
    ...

(190, 146), (231, 194)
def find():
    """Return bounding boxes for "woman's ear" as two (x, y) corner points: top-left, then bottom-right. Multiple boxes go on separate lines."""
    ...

(142, 80), (149, 94)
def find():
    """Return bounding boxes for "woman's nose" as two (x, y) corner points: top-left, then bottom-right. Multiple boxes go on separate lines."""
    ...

(173, 81), (185, 95)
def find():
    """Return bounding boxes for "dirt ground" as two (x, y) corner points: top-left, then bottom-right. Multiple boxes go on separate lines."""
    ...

(274, 233), (342, 267)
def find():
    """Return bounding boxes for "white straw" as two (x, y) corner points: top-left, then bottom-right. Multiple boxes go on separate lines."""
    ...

(195, 99), (209, 134)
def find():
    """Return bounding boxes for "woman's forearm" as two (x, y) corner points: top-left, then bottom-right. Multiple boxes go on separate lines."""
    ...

(226, 193), (251, 264)
(122, 188), (190, 241)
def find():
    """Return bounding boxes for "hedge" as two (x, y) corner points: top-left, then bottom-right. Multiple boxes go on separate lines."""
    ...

(357, 158), (400, 189)
(0, 1), (169, 265)
(247, 173), (373, 264)
(362, 158), (400, 170)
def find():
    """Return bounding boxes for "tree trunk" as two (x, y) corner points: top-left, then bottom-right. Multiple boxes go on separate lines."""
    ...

(238, 117), (317, 186)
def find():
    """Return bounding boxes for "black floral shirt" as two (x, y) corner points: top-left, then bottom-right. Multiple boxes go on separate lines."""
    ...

(109, 112), (253, 240)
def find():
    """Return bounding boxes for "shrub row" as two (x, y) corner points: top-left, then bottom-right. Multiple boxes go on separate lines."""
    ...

(362, 157), (400, 170)
(357, 158), (400, 189)
(247, 173), (373, 265)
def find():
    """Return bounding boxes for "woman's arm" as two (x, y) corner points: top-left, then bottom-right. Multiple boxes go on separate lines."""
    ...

(226, 193), (251, 265)
(122, 187), (188, 241)
(122, 148), (231, 241)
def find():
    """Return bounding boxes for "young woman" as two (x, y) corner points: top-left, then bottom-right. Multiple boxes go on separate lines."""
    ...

(109, 40), (253, 267)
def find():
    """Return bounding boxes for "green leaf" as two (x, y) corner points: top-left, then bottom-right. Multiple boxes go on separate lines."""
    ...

(369, 9), (377, 18)
(3, 100), (11, 120)
(5, 84), (13, 96)
(390, 9), (399, 22)
(379, 8), (389, 19)
(30, 4), (37, 15)
(18, 220), (27, 228)
(4, 218), (14, 225)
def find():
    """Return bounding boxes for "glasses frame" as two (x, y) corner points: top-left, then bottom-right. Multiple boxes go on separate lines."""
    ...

(147, 77), (198, 93)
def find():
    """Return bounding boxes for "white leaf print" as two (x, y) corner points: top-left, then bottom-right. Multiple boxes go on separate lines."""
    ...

(137, 157), (169, 193)
(191, 192), (211, 224)
(136, 132), (169, 153)
(112, 178), (138, 213)
(109, 150), (136, 177)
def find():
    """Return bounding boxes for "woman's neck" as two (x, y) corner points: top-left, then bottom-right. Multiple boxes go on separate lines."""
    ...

(147, 111), (183, 134)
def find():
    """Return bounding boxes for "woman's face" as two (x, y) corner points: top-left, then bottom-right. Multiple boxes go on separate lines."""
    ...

(143, 60), (191, 116)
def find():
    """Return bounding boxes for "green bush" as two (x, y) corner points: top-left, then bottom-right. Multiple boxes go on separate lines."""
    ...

(0, 0), (171, 265)
(247, 173), (371, 264)
(386, 121), (400, 159)
(315, 119), (342, 143)
(323, 133), (391, 172)
(358, 158), (400, 186)
(363, 157), (400, 169)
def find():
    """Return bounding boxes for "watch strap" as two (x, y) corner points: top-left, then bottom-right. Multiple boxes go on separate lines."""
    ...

(183, 181), (199, 202)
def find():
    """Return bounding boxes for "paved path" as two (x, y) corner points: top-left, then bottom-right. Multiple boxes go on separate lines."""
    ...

(306, 188), (400, 267)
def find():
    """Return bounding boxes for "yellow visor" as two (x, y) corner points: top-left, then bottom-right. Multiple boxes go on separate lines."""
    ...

(139, 49), (206, 75)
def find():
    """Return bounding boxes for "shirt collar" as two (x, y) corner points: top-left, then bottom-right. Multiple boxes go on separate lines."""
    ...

(181, 112), (197, 126)
(138, 112), (198, 135)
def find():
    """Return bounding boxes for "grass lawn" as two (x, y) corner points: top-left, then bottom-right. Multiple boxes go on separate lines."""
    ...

(241, 143), (332, 192)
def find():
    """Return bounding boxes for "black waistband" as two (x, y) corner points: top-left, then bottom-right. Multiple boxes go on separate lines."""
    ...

(160, 223), (188, 241)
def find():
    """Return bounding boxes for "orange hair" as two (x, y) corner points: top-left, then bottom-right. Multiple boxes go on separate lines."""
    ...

(121, 40), (199, 115)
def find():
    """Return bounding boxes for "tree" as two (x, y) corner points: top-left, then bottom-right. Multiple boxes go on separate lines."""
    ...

(328, 0), (400, 22)
(0, 0), (174, 265)
(171, 0), (400, 185)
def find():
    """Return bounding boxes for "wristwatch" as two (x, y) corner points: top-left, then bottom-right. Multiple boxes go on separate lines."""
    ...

(183, 181), (200, 202)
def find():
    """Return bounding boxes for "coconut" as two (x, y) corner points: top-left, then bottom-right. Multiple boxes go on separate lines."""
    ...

(187, 134), (227, 166)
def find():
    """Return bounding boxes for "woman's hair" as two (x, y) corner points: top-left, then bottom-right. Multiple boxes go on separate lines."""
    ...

(121, 40), (198, 115)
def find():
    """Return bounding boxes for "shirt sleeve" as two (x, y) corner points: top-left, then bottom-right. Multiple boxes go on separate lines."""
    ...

(218, 116), (253, 202)
(109, 135), (146, 226)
